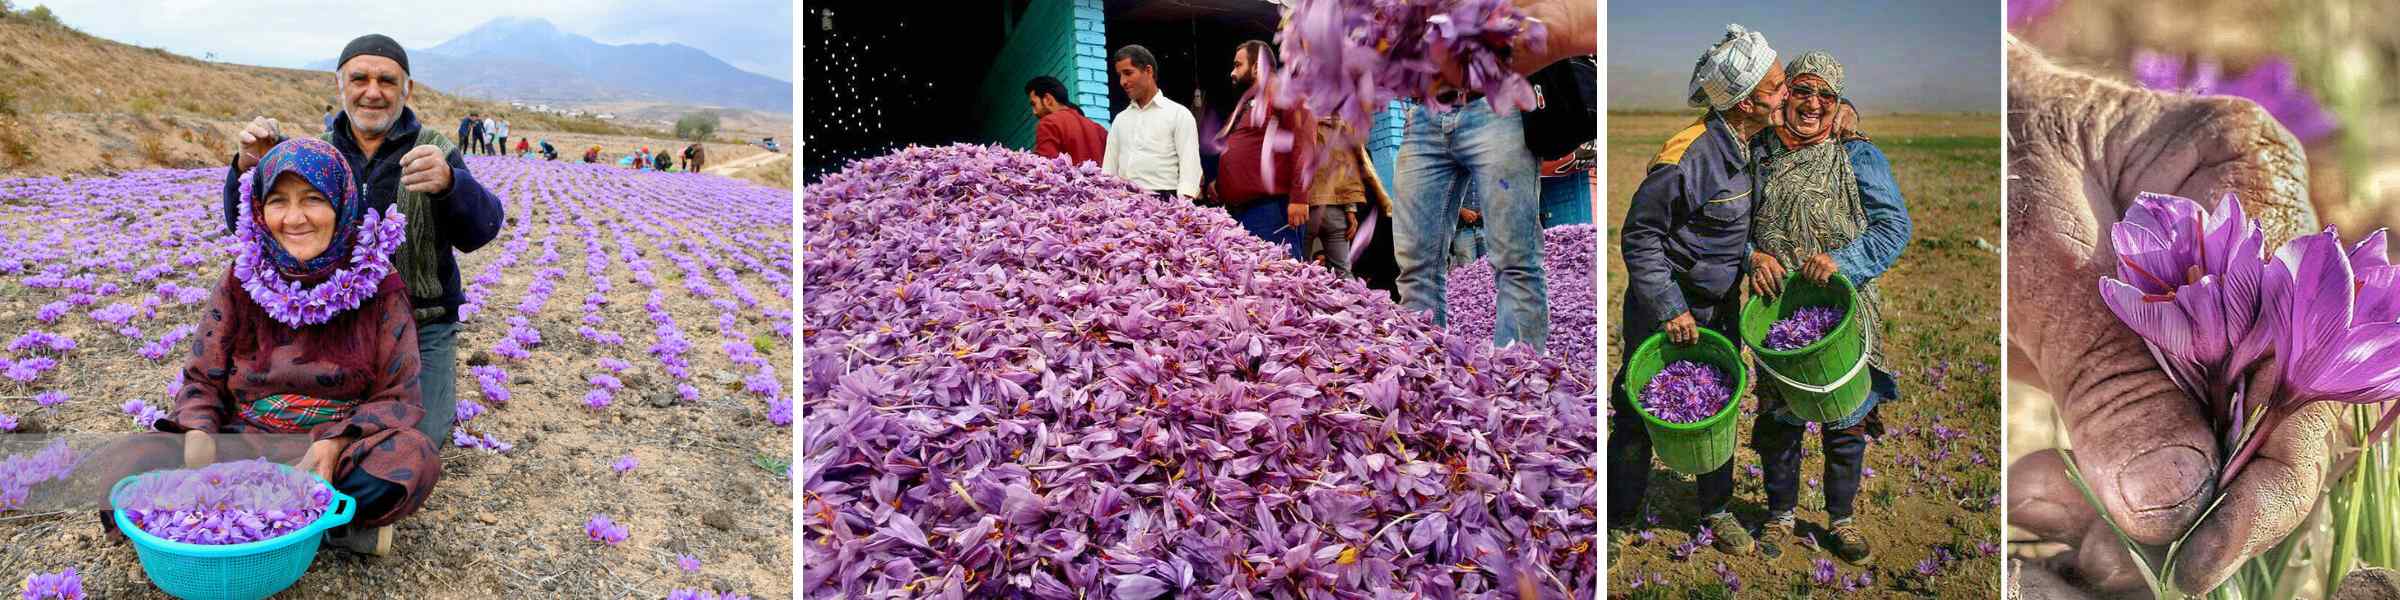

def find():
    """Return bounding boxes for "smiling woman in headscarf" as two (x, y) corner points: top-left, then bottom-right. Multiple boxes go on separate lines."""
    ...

(1743, 50), (1913, 566)
(132, 137), (440, 555)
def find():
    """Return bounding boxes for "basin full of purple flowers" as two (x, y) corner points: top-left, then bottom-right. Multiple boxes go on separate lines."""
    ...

(1764, 306), (1844, 351)
(1641, 360), (1731, 424)
(111, 459), (333, 546)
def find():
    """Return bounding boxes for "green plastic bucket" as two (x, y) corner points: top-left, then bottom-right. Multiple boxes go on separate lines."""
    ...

(1739, 272), (1870, 423)
(1623, 328), (1748, 475)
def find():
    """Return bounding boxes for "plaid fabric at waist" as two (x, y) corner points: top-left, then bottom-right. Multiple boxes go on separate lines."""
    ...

(238, 394), (352, 434)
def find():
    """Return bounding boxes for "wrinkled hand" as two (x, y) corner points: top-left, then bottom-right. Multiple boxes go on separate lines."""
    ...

(1287, 203), (1309, 229)
(1750, 251), (1787, 297)
(182, 430), (216, 469)
(1801, 253), (1838, 284)
(294, 436), (353, 482)
(2001, 35), (2331, 596)
(399, 145), (452, 194)
(235, 117), (283, 171)
(1663, 311), (1698, 346)
(1460, 208), (1481, 226)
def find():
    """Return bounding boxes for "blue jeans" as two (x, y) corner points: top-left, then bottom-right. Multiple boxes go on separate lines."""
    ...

(1231, 198), (1306, 261)
(415, 321), (459, 447)
(1395, 99), (1546, 349)
(1451, 225), (1485, 268)
(1540, 172), (1593, 227)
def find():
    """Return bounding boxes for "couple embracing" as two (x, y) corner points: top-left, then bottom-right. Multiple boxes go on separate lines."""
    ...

(1612, 24), (1915, 563)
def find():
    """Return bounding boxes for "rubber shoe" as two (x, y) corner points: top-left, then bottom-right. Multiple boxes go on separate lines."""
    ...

(1703, 513), (1755, 556)
(328, 525), (393, 556)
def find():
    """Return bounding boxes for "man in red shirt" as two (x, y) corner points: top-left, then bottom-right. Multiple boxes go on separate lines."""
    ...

(1025, 76), (1107, 166)
(1209, 40), (1314, 260)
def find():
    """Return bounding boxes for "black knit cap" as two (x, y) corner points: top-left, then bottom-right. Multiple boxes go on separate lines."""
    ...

(337, 34), (410, 74)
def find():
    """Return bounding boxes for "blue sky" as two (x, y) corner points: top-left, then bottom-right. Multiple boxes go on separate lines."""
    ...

(1609, 0), (2003, 113)
(33, 0), (793, 79)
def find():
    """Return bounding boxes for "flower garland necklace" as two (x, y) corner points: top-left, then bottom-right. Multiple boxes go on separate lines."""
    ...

(231, 174), (408, 328)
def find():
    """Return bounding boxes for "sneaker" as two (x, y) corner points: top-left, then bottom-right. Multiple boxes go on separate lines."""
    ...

(1757, 513), (1796, 559)
(327, 525), (393, 556)
(1702, 513), (1755, 556)
(1829, 518), (1872, 564)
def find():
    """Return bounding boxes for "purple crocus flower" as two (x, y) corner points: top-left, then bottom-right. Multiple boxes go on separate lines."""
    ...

(2099, 192), (2273, 436)
(585, 514), (629, 546)
(1713, 561), (1742, 592)
(611, 455), (638, 476)
(2221, 228), (2400, 485)
(1812, 558), (1838, 587)
(2008, 0), (2060, 29)
(677, 554), (702, 574)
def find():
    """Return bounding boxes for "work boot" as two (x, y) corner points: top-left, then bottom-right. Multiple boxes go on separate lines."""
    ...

(1757, 512), (1795, 559)
(1829, 518), (1873, 564)
(327, 524), (393, 556)
(1703, 512), (1755, 556)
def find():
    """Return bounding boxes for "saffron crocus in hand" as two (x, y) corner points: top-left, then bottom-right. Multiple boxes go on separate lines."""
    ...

(2098, 192), (2273, 436)
(2221, 228), (2400, 486)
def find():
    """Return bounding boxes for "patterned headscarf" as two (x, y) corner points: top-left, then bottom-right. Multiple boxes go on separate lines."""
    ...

(248, 137), (362, 279)
(1785, 50), (1845, 97)
(1687, 24), (1777, 112)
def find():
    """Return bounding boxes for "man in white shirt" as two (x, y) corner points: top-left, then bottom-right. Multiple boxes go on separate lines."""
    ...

(1100, 44), (1200, 201)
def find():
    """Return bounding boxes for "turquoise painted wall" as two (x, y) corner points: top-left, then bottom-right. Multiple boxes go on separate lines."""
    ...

(1368, 100), (1408, 195)
(975, 0), (1113, 150)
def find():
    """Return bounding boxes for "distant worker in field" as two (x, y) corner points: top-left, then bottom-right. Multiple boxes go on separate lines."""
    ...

(323, 104), (337, 131)
(633, 147), (649, 170)
(682, 143), (705, 173)
(1025, 75), (1107, 166)
(494, 118), (509, 158)
(482, 115), (499, 156)
(514, 137), (529, 157)
(583, 145), (601, 163)
(656, 148), (673, 172)
(222, 33), (505, 450)
(457, 112), (478, 155)
(540, 139), (557, 161)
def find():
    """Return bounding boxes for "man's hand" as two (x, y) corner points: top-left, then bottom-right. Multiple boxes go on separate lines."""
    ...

(1801, 253), (1839, 284)
(1460, 207), (1482, 226)
(236, 117), (282, 171)
(1663, 311), (1698, 346)
(294, 436), (354, 482)
(1287, 203), (1309, 229)
(2002, 35), (2328, 596)
(1832, 102), (1868, 142)
(1750, 252), (1787, 297)
(399, 145), (453, 194)
(183, 430), (216, 469)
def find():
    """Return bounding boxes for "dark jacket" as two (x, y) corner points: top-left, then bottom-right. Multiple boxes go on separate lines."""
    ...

(220, 107), (505, 325)
(1619, 112), (1756, 349)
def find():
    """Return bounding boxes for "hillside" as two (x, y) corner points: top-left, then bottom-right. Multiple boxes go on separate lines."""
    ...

(311, 17), (794, 114)
(0, 16), (735, 179)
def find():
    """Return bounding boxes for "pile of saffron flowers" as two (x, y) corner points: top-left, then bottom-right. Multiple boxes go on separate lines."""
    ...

(1764, 306), (1844, 351)
(1640, 361), (1731, 424)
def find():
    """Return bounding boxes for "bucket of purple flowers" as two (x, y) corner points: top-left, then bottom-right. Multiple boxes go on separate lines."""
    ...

(108, 459), (355, 600)
(1624, 328), (1749, 474)
(1740, 272), (1870, 422)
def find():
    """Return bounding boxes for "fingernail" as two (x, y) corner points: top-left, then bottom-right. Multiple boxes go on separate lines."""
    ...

(2116, 445), (2208, 514)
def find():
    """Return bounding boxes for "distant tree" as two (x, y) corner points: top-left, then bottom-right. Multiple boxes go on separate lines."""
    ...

(27, 5), (58, 25)
(675, 112), (721, 141)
